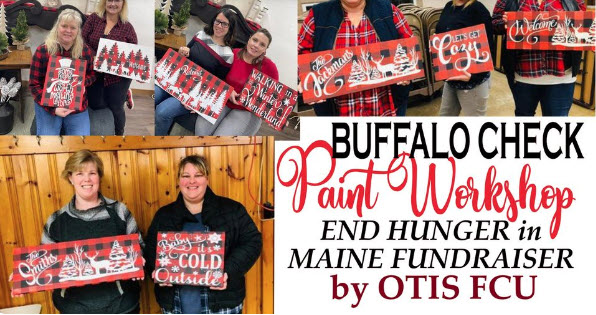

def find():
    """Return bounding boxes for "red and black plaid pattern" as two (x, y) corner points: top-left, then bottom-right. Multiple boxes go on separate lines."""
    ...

(506, 11), (595, 51)
(429, 24), (494, 81)
(239, 69), (297, 131)
(154, 232), (226, 287)
(155, 49), (233, 120)
(298, 37), (425, 103)
(82, 12), (138, 86)
(94, 38), (152, 83)
(12, 234), (143, 295)
(40, 56), (86, 111)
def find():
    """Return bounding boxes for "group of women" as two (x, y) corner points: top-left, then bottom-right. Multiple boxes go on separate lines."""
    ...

(298, 0), (587, 117)
(11, 150), (261, 314)
(30, 0), (135, 136)
(154, 8), (279, 136)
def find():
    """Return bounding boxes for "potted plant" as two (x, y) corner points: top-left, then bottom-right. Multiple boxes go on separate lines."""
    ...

(0, 77), (21, 135)
(171, 0), (191, 36)
(0, 32), (9, 60)
(155, 9), (168, 39)
(12, 10), (29, 50)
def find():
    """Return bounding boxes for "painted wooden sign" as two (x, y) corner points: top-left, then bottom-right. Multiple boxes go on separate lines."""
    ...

(11, 234), (143, 295)
(298, 37), (425, 103)
(155, 49), (233, 124)
(154, 232), (225, 287)
(429, 24), (494, 81)
(94, 38), (153, 82)
(506, 11), (596, 51)
(40, 56), (86, 110)
(239, 69), (297, 131)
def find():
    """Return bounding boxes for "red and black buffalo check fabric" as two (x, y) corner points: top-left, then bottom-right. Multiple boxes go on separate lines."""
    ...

(154, 232), (226, 287)
(298, 37), (425, 103)
(40, 56), (86, 110)
(429, 24), (494, 81)
(12, 234), (143, 295)
(506, 11), (596, 51)
(239, 69), (297, 131)
(155, 49), (233, 121)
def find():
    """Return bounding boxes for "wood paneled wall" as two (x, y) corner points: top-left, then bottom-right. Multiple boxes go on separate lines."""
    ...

(0, 136), (274, 314)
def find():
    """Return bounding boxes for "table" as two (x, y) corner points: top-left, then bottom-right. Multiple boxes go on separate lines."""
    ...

(155, 32), (187, 51)
(0, 46), (32, 123)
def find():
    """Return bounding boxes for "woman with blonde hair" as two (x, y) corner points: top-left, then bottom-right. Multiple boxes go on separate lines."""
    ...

(30, 9), (96, 135)
(8, 150), (144, 313)
(83, 0), (137, 135)
(436, 0), (494, 116)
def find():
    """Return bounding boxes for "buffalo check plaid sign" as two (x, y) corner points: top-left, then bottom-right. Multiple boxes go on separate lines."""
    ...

(40, 56), (86, 110)
(429, 24), (494, 81)
(506, 11), (596, 51)
(239, 69), (297, 131)
(94, 38), (153, 83)
(298, 37), (425, 103)
(11, 234), (143, 295)
(155, 49), (233, 124)
(154, 232), (225, 287)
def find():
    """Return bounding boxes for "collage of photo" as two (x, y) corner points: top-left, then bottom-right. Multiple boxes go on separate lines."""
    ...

(0, 0), (594, 314)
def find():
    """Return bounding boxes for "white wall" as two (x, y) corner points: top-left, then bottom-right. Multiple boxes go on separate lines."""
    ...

(25, 0), (153, 90)
(185, 0), (297, 89)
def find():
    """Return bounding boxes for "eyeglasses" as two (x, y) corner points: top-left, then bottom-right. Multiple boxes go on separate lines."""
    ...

(214, 19), (230, 28)
(107, 0), (123, 3)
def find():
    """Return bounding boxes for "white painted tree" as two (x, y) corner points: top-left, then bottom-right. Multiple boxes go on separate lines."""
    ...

(552, 24), (566, 44)
(588, 20), (596, 44)
(348, 60), (366, 85)
(155, 0), (163, 11)
(161, 0), (173, 17)
(0, 4), (7, 36)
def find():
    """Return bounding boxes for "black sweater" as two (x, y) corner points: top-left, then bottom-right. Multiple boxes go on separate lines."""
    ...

(144, 187), (262, 312)
(436, 0), (494, 89)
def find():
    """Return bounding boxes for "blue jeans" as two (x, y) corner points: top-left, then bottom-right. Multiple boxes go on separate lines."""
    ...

(35, 103), (90, 135)
(154, 86), (192, 135)
(513, 81), (574, 116)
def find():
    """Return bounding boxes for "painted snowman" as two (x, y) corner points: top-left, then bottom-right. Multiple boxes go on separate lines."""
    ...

(47, 58), (79, 108)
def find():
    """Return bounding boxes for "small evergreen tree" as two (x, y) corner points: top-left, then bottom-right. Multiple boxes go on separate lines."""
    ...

(172, 0), (191, 28)
(12, 10), (28, 42)
(0, 33), (8, 53)
(155, 9), (169, 34)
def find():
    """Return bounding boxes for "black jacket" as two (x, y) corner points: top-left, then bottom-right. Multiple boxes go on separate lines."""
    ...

(144, 187), (262, 312)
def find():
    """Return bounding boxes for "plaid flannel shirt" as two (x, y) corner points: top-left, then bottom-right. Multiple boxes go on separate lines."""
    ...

(298, 4), (413, 116)
(29, 44), (96, 115)
(82, 13), (138, 86)
(492, 0), (586, 78)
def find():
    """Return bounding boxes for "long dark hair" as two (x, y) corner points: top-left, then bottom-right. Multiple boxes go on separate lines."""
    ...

(204, 8), (237, 47)
(239, 28), (273, 66)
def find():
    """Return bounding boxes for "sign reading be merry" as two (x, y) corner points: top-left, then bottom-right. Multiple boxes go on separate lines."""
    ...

(506, 11), (596, 51)
(41, 56), (86, 110)
(240, 69), (297, 131)
(154, 232), (225, 287)
(429, 24), (494, 81)
(94, 38), (153, 83)
(155, 49), (233, 124)
(11, 234), (143, 295)
(298, 37), (425, 103)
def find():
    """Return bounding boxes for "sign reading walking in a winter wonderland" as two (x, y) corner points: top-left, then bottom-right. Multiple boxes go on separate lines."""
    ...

(506, 11), (596, 51)
(154, 232), (225, 287)
(429, 24), (494, 81)
(11, 234), (143, 295)
(298, 37), (425, 103)
(239, 69), (297, 131)
(94, 38), (152, 82)
(155, 49), (233, 124)
(40, 56), (86, 110)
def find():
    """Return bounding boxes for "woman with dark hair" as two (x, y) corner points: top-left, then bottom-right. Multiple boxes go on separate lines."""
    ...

(492, 0), (586, 116)
(145, 155), (262, 314)
(155, 8), (237, 136)
(83, 0), (137, 135)
(436, 0), (494, 116)
(194, 28), (278, 136)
